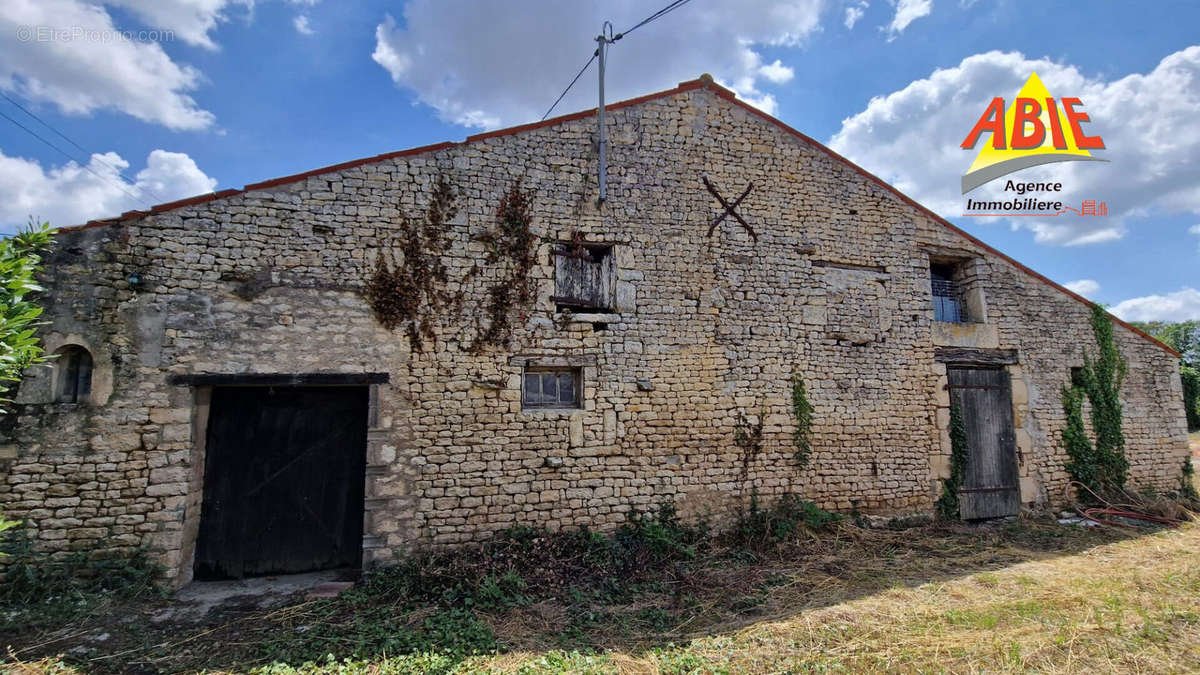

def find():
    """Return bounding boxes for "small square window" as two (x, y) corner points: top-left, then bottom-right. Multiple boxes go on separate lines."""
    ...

(553, 242), (614, 312)
(522, 367), (582, 409)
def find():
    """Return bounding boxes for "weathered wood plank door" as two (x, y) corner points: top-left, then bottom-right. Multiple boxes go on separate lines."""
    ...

(947, 367), (1020, 520)
(194, 386), (368, 580)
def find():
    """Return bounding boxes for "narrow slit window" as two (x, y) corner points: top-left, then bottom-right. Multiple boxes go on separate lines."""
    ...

(54, 345), (93, 404)
(522, 367), (582, 409)
(930, 263), (967, 323)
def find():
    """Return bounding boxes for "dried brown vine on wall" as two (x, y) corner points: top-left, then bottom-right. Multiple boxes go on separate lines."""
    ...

(470, 181), (537, 351)
(734, 408), (765, 482)
(363, 176), (458, 352)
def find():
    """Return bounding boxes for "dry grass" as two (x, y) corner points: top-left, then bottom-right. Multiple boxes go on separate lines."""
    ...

(6, 519), (1198, 674)
(483, 521), (1200, 674)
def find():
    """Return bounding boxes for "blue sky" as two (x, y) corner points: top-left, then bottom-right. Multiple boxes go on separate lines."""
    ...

(1, 0), (1198, 321)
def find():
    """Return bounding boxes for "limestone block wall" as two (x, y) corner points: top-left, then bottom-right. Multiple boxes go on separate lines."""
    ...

(0, 80), (1189, 584)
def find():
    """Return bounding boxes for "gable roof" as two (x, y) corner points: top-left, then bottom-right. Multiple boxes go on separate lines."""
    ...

(56, 76), (1179, 359)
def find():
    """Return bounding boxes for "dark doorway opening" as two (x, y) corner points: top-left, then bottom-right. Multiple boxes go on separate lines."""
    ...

(947, 367), (1020, 520)
(194, 385), (368, 580)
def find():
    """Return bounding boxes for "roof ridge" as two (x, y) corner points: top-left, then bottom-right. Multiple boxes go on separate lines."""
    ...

(54, 76), (1179, 359)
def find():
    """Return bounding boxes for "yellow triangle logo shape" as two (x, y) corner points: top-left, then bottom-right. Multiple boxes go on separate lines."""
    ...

(962, 72), (1105, 193)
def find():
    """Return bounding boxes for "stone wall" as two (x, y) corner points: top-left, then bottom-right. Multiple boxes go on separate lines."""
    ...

(0, 80), (1189, 585)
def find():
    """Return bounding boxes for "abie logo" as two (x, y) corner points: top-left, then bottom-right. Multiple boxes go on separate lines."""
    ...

(960, 72), (1106, 193)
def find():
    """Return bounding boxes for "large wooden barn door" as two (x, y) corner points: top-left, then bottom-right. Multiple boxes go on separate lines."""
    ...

(947, 367), (1020, 520)
(194, 386), (368, 580)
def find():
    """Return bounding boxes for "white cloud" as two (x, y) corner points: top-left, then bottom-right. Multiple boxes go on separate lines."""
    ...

(844, 2), (867, 29)
(106, 0), (249, 50)
(0, 148), (218, 231)
(759, 60), (795, 84)
(1110, 287), (1200, 322)
(1190, 224), (1200, 235)
(1064, 279), (1100, 297)
(885, 0), (931, 39)
(0, 0), (216, 130)
(829, 47), (1200, 246)
(293, 14), (314, 35)
(372, 0), (824, 130)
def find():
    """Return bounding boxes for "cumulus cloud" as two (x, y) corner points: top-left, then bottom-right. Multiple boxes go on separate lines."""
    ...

(885, 0), (931, 39)
(1110, 287), (1200, 322)
(0, 0), (217, 130)
(293, 14), (313, 35)
(1063, 279), (1100, 297)
(759, 60), (795, 84)
(372, 0), (821, 129)
(828, 47), (1200, 246)
(106, 0), (249, 50)
(0, 149), (218, 231)
(844, 2), (868, 29)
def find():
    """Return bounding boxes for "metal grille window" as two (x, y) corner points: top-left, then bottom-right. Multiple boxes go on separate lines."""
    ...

(930, 264), (966, 323)
(522, 368), (581, 409)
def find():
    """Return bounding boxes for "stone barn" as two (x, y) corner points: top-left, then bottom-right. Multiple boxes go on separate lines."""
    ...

(1, 76), (1190, 587)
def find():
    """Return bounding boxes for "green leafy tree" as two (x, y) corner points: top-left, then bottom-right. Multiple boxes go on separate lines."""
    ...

(0, 221), (54, 548)
(1132, 319), (1200, 430)
(0, 221), (55, 407)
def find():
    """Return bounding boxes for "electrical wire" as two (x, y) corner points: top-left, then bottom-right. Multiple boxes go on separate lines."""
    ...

(1, 91), (169, 204)
(614, 0), (694, 40)
(0, 108), (150, 208)
(539, 0), (695, 121)
(540, 51), (598, 121)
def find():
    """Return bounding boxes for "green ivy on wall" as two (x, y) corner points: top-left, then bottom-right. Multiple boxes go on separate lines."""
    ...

(1061, 303), (1131, 501)
(791, 373), (814, 467)
(936, 401), (968, 520)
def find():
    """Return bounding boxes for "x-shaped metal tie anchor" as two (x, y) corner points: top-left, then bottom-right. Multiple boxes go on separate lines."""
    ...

(702, 175), (757, 241)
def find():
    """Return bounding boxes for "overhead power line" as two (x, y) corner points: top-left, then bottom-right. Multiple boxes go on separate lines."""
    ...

(0, 91), (169, 204)
(538, 0), (696, 121)
(541, 52), (599, 121)
(0, 108), (150, 209)
(616, 0), (694, 40)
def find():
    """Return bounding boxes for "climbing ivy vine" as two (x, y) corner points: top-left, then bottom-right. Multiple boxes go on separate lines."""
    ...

(470, 181), (537, 351)
(936, 401), (968, 520)
(1061, 303), (1130, 501)
(733, 408), (765, 483)
(790, 372), (814, 467)
(363, 176), (457, 352)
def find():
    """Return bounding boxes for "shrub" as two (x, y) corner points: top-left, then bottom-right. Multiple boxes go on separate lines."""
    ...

(732, 491), (843, 548)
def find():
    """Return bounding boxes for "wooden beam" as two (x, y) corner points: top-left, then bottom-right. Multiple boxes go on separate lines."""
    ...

(934, 347), (1019, 367)
(167, 372), (390, 387)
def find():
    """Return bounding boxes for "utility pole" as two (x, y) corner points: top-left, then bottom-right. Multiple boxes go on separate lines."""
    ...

(596, 22), (614, 204)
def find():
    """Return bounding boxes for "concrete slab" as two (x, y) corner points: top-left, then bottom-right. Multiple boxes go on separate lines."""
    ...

(152, 570), (353, 623)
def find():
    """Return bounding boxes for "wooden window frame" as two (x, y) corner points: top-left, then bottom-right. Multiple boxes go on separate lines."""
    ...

(521, 366), (583, 410)
(552, 242), (615, 312)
